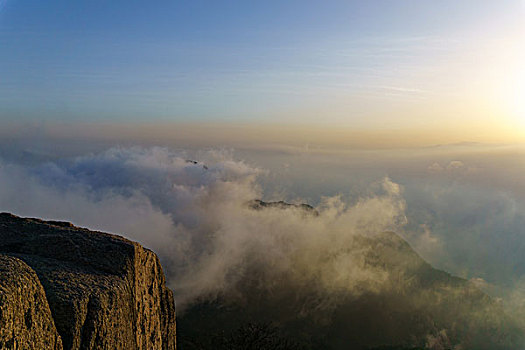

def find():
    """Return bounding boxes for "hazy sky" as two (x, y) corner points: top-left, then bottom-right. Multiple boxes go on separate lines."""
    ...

(1, 0), (524, 139)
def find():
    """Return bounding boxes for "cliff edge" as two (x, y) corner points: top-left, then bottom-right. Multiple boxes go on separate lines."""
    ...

(0, 213), (176, 350)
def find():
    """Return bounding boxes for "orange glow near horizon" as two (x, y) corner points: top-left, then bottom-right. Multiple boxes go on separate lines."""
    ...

(2, 120), (524, 151)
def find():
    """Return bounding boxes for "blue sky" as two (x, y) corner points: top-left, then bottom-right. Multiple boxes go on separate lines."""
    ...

(0, 0), (523, 128)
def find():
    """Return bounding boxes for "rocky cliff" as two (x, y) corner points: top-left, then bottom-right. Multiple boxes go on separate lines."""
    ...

(0, 213), (176, 350)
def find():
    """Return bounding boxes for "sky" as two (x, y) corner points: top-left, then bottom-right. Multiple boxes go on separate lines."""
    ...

(1, 0), (524, 141)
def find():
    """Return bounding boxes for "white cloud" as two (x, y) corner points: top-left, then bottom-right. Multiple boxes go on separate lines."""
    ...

(0, 147), (408, 308)
(446, 160), (464, 171)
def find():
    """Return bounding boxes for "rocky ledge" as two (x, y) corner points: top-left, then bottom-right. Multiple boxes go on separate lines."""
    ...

(0, 213), (176, 350)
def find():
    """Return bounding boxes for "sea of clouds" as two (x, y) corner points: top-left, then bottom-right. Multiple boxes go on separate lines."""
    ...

(1, 142), (525, 325)
(0, 147), (409, 307)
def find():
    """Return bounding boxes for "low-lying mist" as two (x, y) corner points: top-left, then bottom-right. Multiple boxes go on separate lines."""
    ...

(0, 147), (408, 306)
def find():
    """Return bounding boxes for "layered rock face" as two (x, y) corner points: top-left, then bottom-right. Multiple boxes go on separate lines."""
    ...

(0, 213), (176, 350)
(0, 255), (63, 349)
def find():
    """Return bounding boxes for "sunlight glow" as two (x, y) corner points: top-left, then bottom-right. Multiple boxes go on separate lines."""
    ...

(509, 68), (525, 122)
(499, 47), (525, 129)
(491, 28), (525, 131)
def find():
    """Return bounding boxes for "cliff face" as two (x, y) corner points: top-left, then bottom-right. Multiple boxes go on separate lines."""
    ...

(0, 255), (63, 349)
(0, 213), (176, 350)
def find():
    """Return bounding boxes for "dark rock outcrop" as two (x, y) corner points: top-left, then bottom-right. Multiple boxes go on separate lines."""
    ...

(0, 213), (176, 350)
(248, 199), (319, 216)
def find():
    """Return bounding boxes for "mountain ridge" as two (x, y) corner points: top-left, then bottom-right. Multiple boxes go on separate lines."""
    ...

(177, 200), (523, 350)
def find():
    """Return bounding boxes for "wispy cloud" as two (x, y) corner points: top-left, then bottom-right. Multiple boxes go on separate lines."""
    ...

(376, 85), (426, 94)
